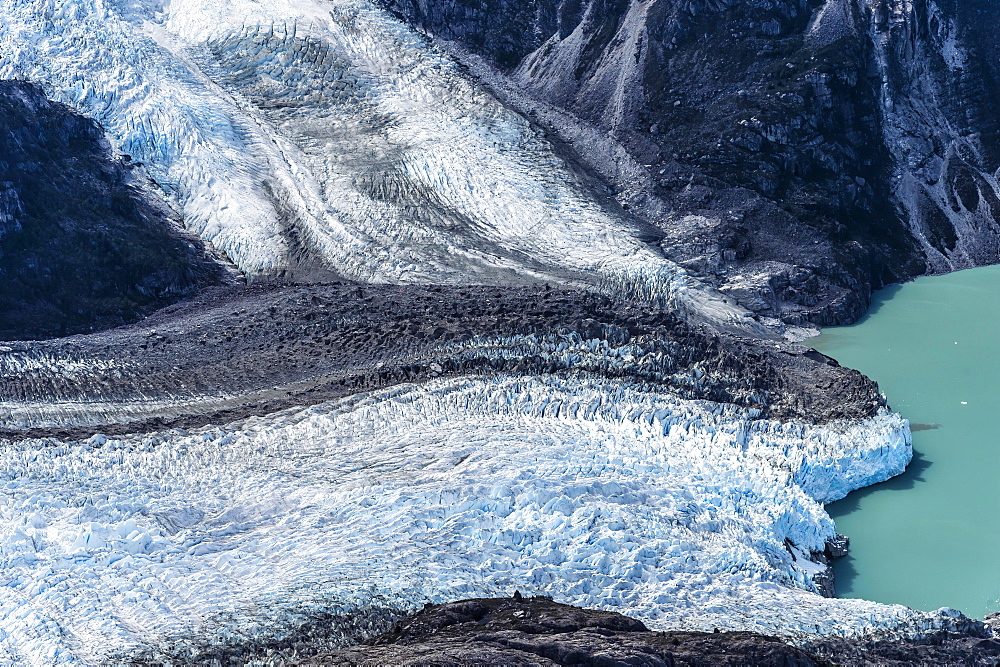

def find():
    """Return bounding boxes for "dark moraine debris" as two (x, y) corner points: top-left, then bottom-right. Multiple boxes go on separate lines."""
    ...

(302, 597), (822, 666)
(0, 283), (883, 441)
(807, 626), (1000, 667)
(0, 80), (227, 340)
(144, 597), (1000, 665)
(135, 597), (1000, 666)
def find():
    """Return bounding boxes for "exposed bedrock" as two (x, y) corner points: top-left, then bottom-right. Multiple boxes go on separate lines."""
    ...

(0, 81), (227, 340)
(0, 282), (881, 440)
(306, 597), (823, 666)
(380, 0), (1000, 325)
(155, 597), (1000, 666)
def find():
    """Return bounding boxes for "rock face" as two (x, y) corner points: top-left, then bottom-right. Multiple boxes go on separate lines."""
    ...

(0, 81), (226, 340)
(873, 0), (1000, 272)
(299, 597), (1000, 666)
(309, 597), (822, 665)
(380, 0), (1000, 325)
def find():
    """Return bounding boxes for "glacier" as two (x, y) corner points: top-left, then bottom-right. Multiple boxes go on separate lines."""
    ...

(0, 373), (958, 663)
(0, 0), (964, 661)
(0, 0), (753, 328)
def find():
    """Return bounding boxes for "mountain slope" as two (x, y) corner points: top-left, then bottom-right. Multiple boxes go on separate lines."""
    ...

(380, 0), (1000, 324)
(0, 81), (225, 339)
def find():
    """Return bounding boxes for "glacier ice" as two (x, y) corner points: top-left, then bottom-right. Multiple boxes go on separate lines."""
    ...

(0, 0), (954, 661)
(0, 373), (956, 663)
(0, 0), (752, 327)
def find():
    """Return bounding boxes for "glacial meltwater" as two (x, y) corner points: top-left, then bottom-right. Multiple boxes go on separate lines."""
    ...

(812, 265), (1000, 619)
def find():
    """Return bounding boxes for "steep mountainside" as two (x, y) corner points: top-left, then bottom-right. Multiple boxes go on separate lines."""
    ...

(381, 0), (1000, 324)
(0, 81), (226, 339)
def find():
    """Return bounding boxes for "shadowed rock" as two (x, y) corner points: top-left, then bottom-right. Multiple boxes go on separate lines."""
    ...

(0, 80), (227, 340)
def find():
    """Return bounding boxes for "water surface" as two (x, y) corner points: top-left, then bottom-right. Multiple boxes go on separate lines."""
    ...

(813, 265), (1000, 618)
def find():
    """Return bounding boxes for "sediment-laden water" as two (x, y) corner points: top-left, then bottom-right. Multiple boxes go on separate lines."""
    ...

(814, 265), (1000, 619)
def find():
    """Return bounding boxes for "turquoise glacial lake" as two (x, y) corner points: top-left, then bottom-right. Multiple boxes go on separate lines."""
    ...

(812, 265), (1000, 619)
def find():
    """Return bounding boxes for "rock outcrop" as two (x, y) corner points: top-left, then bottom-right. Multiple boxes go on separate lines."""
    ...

(127, 597), (1000, 665)
(311, 597), (822, 665)
(0, 81), (226, 339)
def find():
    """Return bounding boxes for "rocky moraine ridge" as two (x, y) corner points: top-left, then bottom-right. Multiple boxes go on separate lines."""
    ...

(0, 0), (998, 662)
(147, 596), (1000, 665)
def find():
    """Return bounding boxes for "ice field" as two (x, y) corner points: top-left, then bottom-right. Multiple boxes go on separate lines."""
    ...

(0, 375), (962, 662)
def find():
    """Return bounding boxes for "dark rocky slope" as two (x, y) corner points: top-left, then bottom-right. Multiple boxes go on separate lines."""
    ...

(310, 597), (822, 665)
(151, 596), (1000, 666)
(348, 598), (1000, 667)
(0, 81), (226, 340)
(380, 0), (1000, 325)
